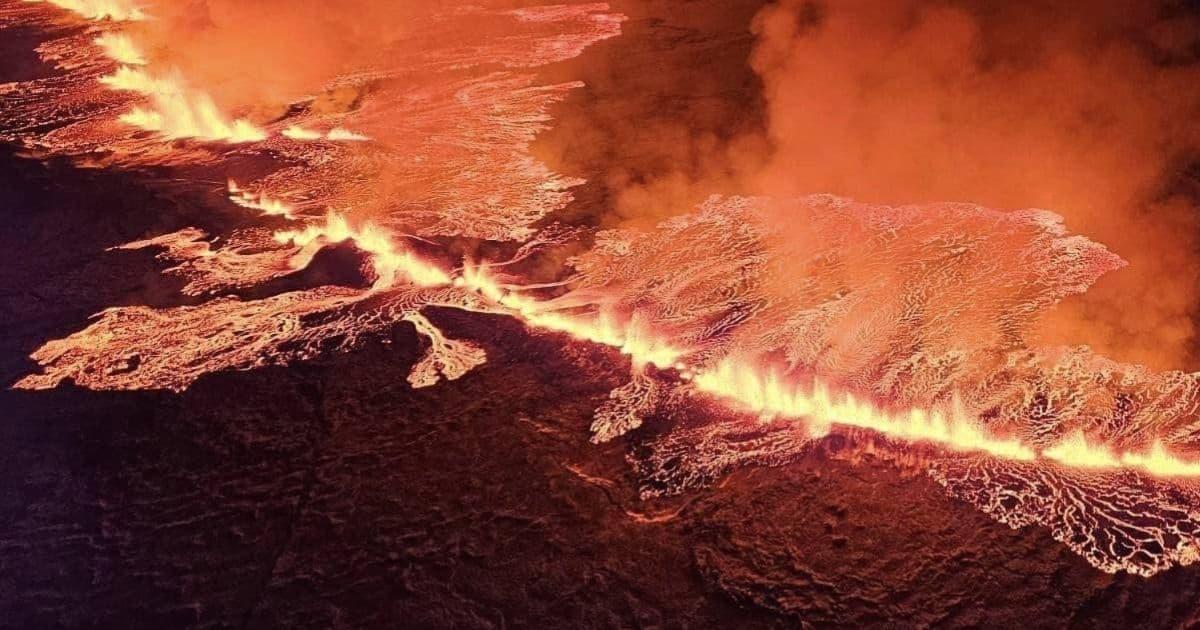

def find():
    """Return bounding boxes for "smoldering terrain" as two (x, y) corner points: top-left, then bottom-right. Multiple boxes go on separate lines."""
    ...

(5, 1), (1200, 628)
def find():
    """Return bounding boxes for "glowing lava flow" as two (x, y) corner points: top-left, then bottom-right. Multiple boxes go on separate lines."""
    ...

(94, 32), (145, 65)
(448, 253), (1200, 477)
(89, 33), (359, 144)
(27, 0), (145, 21)
(692, 359), (1036, 460)
(326, 127), (370, 142)
(456, 263), (684, 369)
(228, 180), (296, 219)
(283, 125), (371, 142)
(262, 216), (1200, 480)
(690, 358), (1200, 477)
(1043, 432), (1200, 477)
(12, 0), (1200, 578)
(41, 0), (267, 143)
(447, 264), (1200, 477)
(36, 0), (455, 148)
(273, 213), (451, 288)
(282, 125), (323, 140)
(100, 66), (266, 142)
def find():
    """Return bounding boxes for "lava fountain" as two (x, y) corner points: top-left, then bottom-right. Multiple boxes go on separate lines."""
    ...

(4, 0), (1200, 579)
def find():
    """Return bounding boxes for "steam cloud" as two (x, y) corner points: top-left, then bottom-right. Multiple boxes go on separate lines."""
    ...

(123, 0), (443, 118)
(12, 0), (1200, 577)
(583, 0), (1200, 370)
(121, 0), (1200, 371)
(750, 0), (1200, 371)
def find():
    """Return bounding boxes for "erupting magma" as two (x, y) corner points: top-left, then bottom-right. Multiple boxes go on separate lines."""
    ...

(5, 0), (1200, 579)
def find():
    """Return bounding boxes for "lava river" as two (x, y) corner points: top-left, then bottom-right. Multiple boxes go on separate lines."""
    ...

(4, 0), (1200, 578)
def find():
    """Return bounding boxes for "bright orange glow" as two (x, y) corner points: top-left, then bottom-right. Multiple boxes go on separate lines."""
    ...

(326, 127), (370, 142)
(13, 0), (1200, 580)
(36, 3), (1200, 478)
(64, 0), (267, 146)
(101, 67), (266, 143)
(691, 359), (1200, 476)
(98, 64), (161, 92)
(456, 263), (684, 369)
(28, 0), (145, 21)
(273, 213), (451, 288)
(403, 311), (487, 389)
(282, 125), (371, 142)
(442, 276), (1200, 476)
(227, 180), (296, 219)
(282, 125), (323, 140)
(692, 358), (1038, 461)
(1044, 432), (1200, 477)
(94, 32), (145, 65)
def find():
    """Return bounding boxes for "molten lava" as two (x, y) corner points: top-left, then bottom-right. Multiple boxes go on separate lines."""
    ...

(692, 359), (1037, 461)
(53, 0), (267, 144)
(101, 66), (266, 142)
(457, 263), (685, 370)
(326, 127), (370, 142)
(227, 180), (296, 219)
(7, 0), (1200, 579)
(282, 125), (322, 140)
(282, 125), (370, 142)
(273, 213), (451, 288)
(1043, 432), (1200, 477)
(30, 0), (146, 21)
(94, 32), (144, 65)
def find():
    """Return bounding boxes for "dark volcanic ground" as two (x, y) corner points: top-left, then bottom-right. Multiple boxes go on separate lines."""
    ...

(5, 2), (1200, 628)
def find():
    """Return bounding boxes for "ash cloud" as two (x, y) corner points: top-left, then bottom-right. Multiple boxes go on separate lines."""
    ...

(124, 0), (444, 117)
(121, 0), (1200, 369)
(584, 0), (1200, 370)
(747, 0), (1200, 370)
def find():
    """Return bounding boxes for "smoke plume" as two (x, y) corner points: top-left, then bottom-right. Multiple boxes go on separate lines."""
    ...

(70, 0), (1200, 369)
(122, 0), (444, 118)
(588, 0), (1200, 369)
(747, 0), (1200, 370)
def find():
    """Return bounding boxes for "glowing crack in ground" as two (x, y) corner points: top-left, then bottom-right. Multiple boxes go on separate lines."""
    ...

(4, 0), (1200, 578)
